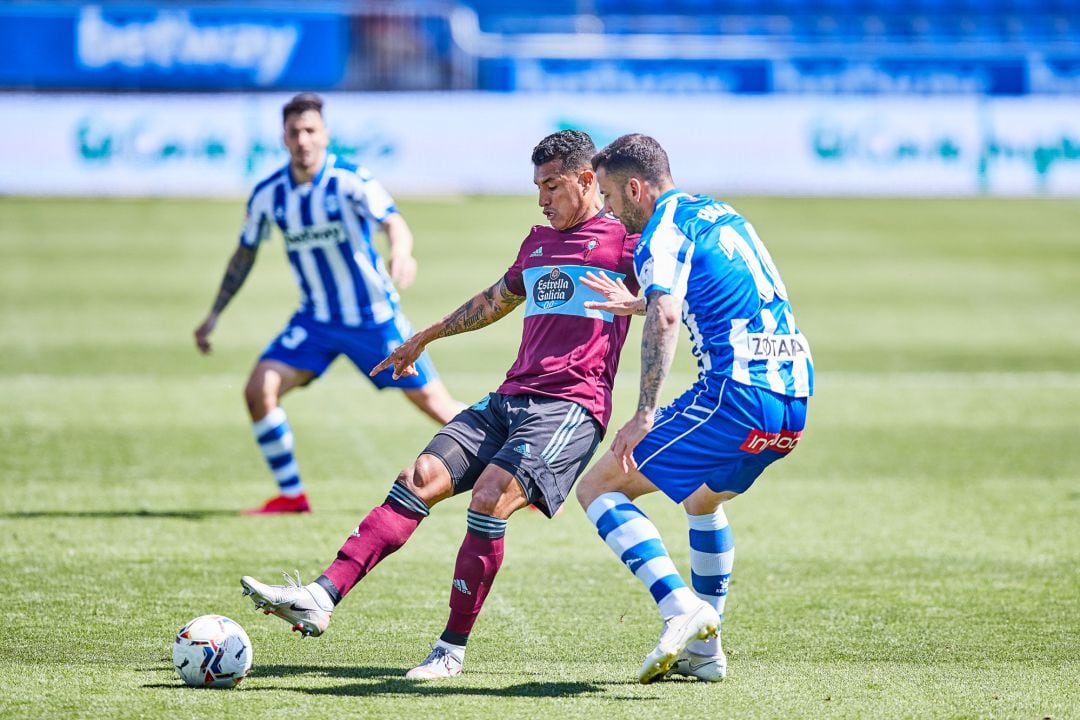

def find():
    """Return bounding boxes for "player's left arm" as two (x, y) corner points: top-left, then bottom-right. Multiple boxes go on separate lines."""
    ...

(609, 290), (681, 471)
(380, 213), (417, 289)
(371, 276), (525, 380)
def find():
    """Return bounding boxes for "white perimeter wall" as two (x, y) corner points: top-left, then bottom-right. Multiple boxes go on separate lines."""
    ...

(2, 92), (1078, 197)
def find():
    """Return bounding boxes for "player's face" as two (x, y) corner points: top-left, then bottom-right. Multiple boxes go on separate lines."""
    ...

(533, 159), (594, 231)
(597, 167), (650, 234)
(283, 110), (329, 177)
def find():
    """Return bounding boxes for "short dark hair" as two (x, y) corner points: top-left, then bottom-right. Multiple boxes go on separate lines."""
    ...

(531, 130), (596, 171)
(282, 92), (324, 123)
(591, 133), (672, 184)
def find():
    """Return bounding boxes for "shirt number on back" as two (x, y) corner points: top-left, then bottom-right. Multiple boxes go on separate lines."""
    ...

(717, 223), (788, 302)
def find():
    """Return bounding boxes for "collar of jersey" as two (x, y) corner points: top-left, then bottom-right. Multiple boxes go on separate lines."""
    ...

(286, 154), (331, 190)
(641, 188), (689, 238)
(654, 188), (686, 210)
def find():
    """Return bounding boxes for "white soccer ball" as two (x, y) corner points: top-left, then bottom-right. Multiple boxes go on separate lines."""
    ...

(173, 614), (253, 688)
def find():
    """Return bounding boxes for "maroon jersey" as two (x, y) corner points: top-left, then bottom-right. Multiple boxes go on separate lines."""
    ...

(498, 213), (639, 430)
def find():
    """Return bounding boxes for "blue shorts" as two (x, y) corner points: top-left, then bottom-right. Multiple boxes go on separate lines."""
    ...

(260, 312), (438, 390)
(633, 376), (807, 503)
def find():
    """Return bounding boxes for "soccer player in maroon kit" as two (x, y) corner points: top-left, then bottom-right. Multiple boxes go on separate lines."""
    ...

(240, 130), (639, 678)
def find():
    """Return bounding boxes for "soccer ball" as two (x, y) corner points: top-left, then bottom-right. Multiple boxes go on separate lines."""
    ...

(173, 614), (253, 688)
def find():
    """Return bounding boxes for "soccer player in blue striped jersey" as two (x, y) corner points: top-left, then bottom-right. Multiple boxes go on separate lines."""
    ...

(577, 134), (813, 683)
(194, 93), (461, 514)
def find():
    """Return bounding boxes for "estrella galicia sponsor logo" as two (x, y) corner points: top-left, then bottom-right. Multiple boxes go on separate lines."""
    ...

(283, 223), (346, 249)
(532, 267), (575, 309)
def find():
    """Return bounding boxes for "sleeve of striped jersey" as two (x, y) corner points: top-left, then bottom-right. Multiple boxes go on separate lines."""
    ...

(635, 219), (692, 299)
(238, 187), (272, 248)
(350, 170), (397, 224)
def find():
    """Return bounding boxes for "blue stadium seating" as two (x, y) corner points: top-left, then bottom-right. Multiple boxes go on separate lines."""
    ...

(455, 0), (1080, 43)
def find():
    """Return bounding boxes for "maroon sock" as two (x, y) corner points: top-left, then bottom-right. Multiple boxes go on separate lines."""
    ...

(443, 529), (505, 641)
(323, 500), (425, 598)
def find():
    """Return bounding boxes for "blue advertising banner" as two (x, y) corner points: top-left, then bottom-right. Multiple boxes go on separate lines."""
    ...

(0, 4), (349, 89)
(480, 56), (1033, 95)
(479, 58), (771, 93)
(774, 56), (1028, 95)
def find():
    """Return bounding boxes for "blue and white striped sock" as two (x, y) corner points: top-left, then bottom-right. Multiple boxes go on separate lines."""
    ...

(686, 507), (733, 656)
(252, 407), (302, 497)
(586, 492), (698, 619)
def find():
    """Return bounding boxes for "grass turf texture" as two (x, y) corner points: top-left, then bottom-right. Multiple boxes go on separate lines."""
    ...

(1, 196), (1078, 719)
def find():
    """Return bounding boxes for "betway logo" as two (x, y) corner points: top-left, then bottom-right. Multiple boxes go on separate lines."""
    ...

(284, 223), (347, 249)
(77, 6), (299, 86)
(740, 429), (802, 454)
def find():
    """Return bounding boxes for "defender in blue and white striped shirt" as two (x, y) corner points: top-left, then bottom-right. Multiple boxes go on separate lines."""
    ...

(195, 93), (461, 515)
(577, 134), (813, 684)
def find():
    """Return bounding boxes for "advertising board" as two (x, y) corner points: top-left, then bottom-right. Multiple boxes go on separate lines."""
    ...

(2, 93), (1077, 197)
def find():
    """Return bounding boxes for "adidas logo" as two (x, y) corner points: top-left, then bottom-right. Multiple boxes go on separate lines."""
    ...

(452, 579), (471, 595)
(529, 246), (543, 257)
(513, 443), (532, 458)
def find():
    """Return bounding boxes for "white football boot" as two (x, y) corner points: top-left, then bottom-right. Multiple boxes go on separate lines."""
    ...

(405, 644), (464, 680)
(638, 602), (720, 684)
(665, 648), (728, 682)
(240, 571), (333, 637)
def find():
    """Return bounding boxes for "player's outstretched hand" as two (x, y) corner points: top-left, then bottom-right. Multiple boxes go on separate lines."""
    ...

(581, 271), (643, 316)
(371, 335), (423, 380)
(388, 254), (418, 290)
(609, 410), (653, 474)
(194, 314), (218, 355)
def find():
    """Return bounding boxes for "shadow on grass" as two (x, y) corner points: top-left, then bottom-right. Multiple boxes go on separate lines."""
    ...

(304, 679), (610, 699)
(253, 664), (403, 680)
(2, 509), (244, 520)
(246, 664), (638, 700)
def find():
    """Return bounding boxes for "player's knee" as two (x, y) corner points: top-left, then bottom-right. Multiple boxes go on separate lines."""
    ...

(243, 377), (273, 418)
(398, 454), (451, 503)
(469, 471), (526, 518)
(468, 483), (502, 516)
(575, 472), (599, 509)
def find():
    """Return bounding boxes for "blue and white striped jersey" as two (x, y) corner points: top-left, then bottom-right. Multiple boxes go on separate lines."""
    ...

(239, 154), (400, 327)
(635, 190), (813, 398)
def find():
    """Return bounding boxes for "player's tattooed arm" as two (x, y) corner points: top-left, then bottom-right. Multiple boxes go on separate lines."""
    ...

(430, 277), (525, 339)
(607, 290), (681, 470)
(370, 277), (524, 379)
(194, 245), (257, 354)
(210, 246), (257, 314)
(637, 290), (681, 413)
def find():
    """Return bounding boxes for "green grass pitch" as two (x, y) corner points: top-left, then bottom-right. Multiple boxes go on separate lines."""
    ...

(1, 195), (1078, 719)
